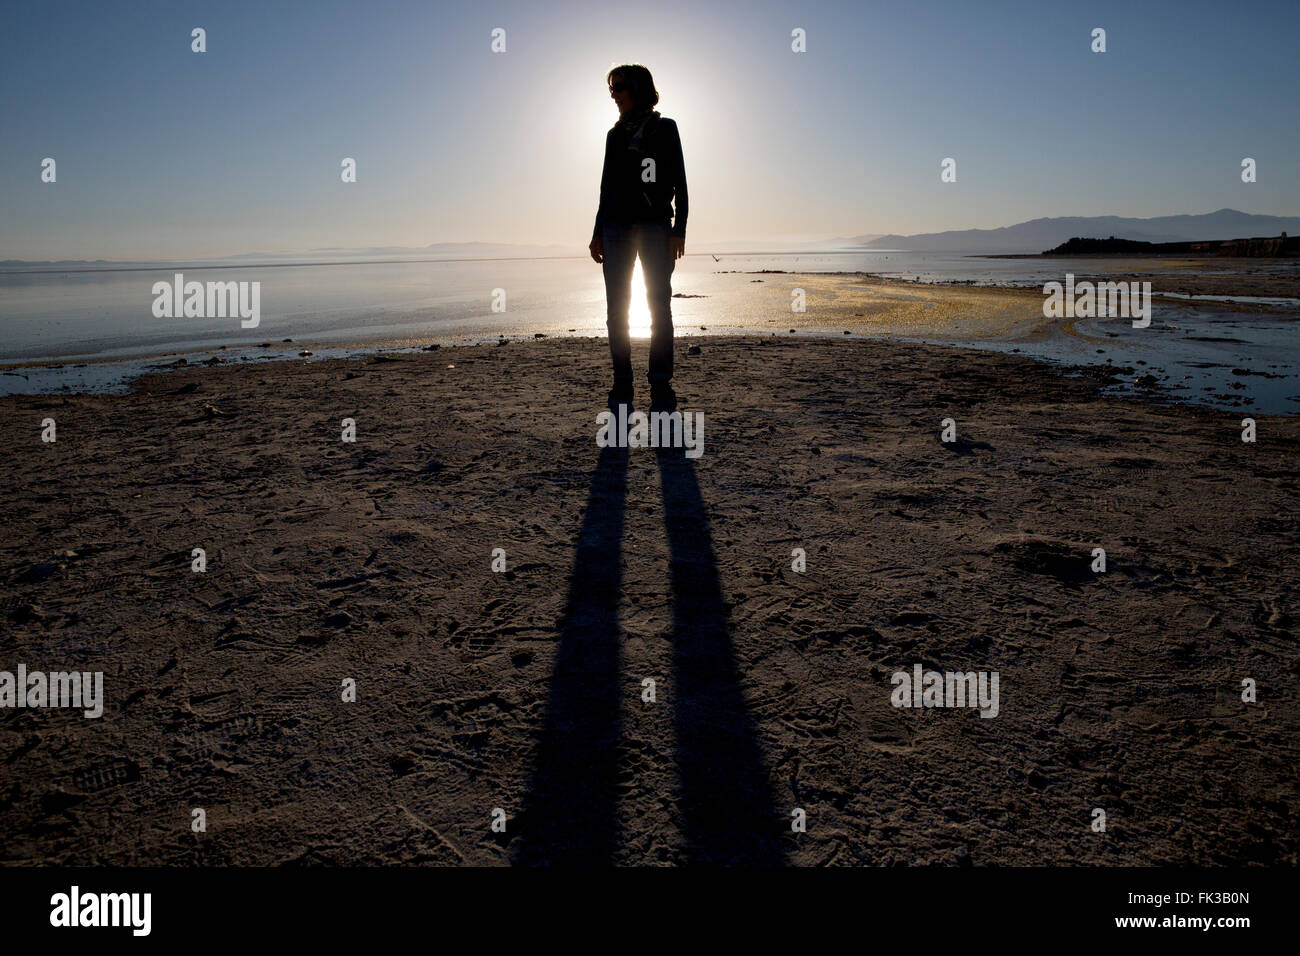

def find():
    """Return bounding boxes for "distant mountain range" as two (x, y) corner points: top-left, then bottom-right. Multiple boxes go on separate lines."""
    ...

(5, 210), (1297, 267)
(847, 209), (1300, 253)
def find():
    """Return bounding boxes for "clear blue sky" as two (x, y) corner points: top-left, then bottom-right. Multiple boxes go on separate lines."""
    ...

(2, 0), (1297, 259)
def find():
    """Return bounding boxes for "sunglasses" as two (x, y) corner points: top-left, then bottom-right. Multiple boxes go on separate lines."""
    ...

(609, 82), (628, 93)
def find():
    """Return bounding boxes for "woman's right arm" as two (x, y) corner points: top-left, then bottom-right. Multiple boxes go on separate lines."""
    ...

(592, 130), (613, 241)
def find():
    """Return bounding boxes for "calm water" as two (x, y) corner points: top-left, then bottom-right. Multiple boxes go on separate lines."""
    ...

(2, 252), (1297, 412)
(0, 251), (1202, 362)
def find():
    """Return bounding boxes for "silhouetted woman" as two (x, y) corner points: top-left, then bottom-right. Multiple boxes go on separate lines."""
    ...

(589, 64), (688, 409)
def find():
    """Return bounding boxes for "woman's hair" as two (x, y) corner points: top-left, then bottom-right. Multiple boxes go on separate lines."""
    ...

(606, 64), (659, 110)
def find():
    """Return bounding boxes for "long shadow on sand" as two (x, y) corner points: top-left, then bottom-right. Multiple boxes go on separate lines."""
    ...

(512, 441), (785, 865)
(512, 445), (628, 865)
(655, 445), (786, 865)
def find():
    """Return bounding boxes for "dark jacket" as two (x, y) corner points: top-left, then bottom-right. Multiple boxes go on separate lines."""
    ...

(592, 115), (688, 240)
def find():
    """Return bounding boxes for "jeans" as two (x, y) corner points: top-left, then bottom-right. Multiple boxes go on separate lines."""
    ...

(602, 221), (675, 385)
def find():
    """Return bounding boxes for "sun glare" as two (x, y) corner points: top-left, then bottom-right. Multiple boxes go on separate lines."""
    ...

(629, 258), (651, 339)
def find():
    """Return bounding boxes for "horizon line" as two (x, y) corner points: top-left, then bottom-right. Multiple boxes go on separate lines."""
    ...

(6, 207), (1299, 266)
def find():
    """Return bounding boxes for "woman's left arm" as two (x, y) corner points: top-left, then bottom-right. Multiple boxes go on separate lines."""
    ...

(668, 120), (688, 241)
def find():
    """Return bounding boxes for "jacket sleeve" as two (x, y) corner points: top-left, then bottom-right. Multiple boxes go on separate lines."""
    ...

(592, 130), (612, 241)
(665, 120), (688, 239)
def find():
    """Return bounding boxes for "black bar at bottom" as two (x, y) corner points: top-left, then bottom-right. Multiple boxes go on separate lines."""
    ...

(0, 866), (1276, 942)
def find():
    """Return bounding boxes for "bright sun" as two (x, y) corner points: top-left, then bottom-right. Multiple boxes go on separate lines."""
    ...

(629, 258), (651, 339)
